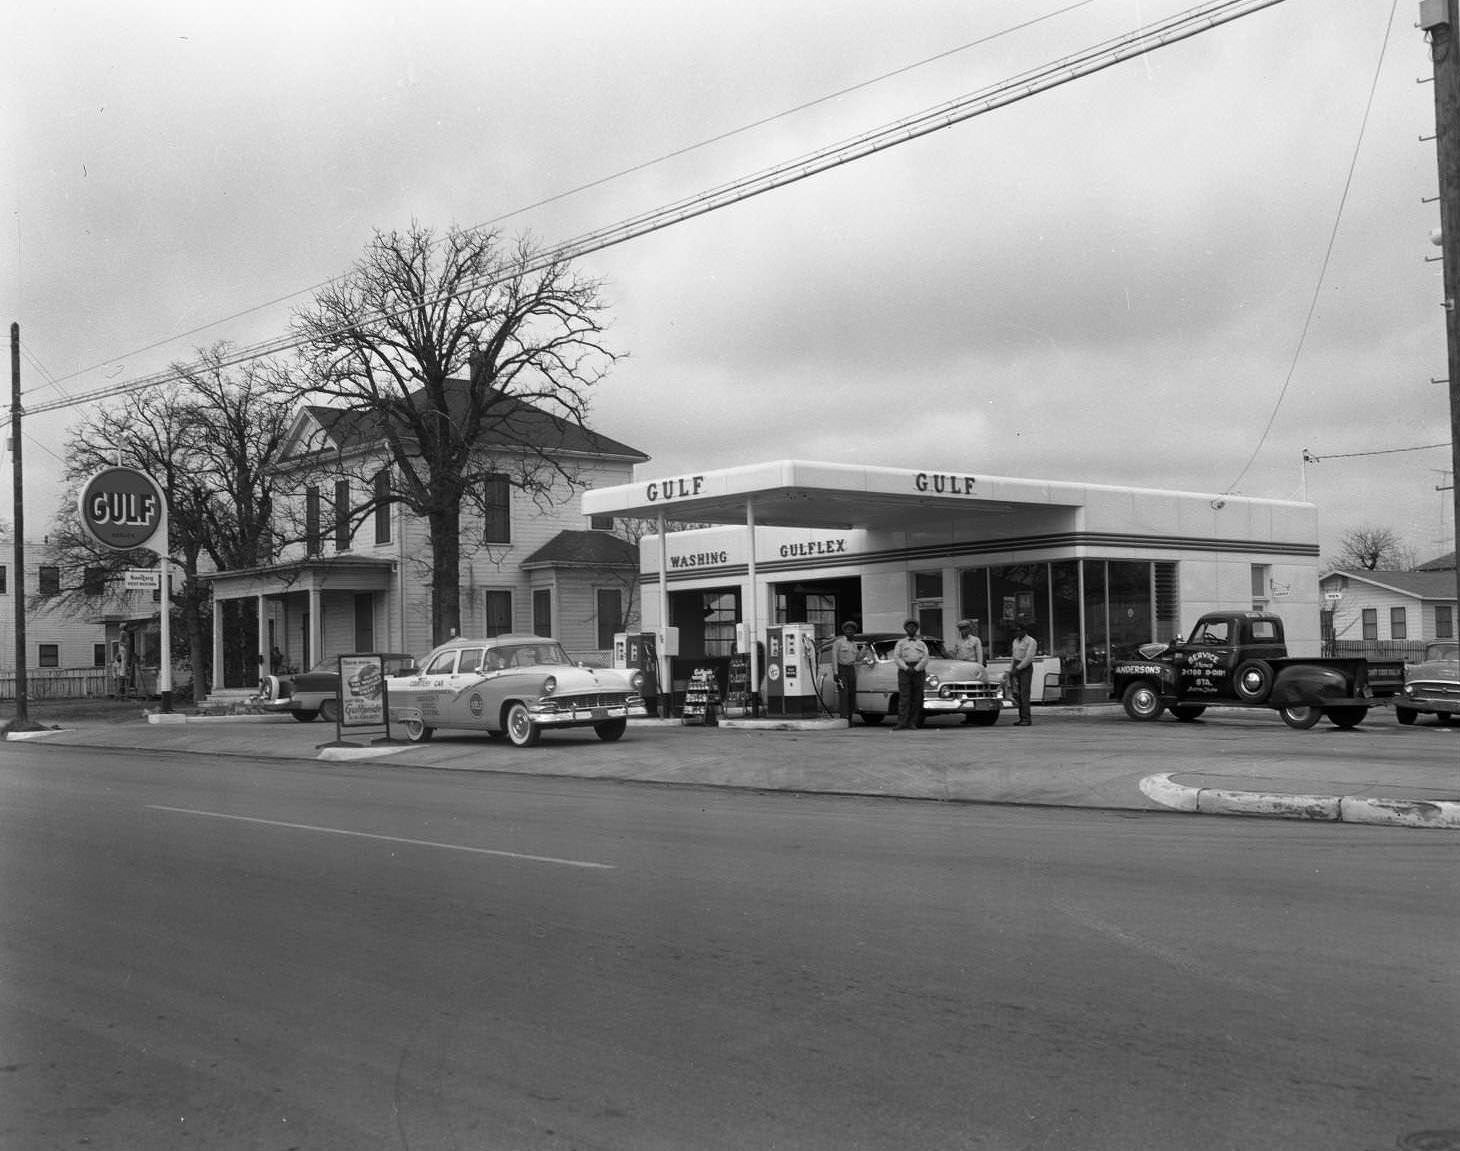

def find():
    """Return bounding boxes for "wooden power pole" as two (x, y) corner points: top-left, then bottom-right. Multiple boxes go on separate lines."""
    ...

(10, 323), (28, 728)
(1424, 0), (1460, 611)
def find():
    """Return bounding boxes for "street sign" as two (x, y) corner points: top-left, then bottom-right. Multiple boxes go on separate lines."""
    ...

(78, 467), (167, 554)
(124, 569), (160, 591)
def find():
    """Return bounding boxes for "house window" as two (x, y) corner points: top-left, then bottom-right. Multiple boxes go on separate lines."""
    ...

(484, 589), (513, 637)
(334, 480), (351, 551)
(83, 566), (106, 596)
(305, 486), (322, 555)
(1438, 605), (1455, 640)
(590, 514), (614, 531)
(38, 566), (60, 596)
(484, 473), (511, 544)
(596, 588), (622, 649)
(38, 643), (59, 668)
(533, 588), (552, 637)
(93, 643), (107, 667)
(1390, 606), (1407, 641)
(1362, 608), (1377, 641)
(374, 470), (392, 545)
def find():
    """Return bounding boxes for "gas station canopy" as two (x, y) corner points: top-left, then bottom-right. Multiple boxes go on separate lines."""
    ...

(581, 459), (1091, 533)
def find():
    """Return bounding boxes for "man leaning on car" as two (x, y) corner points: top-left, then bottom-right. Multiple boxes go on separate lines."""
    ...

(892, 618), (930, 730)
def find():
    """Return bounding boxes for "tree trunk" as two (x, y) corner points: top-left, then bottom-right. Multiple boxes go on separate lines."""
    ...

(428, 504), (462, 646)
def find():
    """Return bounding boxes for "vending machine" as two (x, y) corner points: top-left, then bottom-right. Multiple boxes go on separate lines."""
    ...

(763, 623), (820, 716)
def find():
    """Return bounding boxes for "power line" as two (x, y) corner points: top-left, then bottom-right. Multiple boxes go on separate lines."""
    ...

(32, 0), (1099, 398)
(13, 0), (1287, 425)
(1304, 441), (1450, 461)
(1224, 0), (1401, 493)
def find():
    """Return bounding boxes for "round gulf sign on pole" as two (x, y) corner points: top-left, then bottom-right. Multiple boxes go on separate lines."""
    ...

(78, 467), (168, 554)
(78, 467), (174, 712)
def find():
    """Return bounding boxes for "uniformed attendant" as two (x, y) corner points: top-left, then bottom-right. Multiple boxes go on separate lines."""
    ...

(830, 620), (861, 726)
(1010, 618), (1039, 726)
(948, 618), (987, 725)
(948, 619), (984, 668)
(892, 618), (930, 730)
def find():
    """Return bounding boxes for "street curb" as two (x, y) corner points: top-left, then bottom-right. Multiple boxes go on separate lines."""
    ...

(1140, 773), (1460, 829)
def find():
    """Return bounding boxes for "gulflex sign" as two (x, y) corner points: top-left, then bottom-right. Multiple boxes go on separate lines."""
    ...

(78, 467), (167, 553)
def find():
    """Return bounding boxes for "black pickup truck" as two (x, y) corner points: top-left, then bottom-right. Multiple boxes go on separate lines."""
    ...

(1110, 611), (1405, 729)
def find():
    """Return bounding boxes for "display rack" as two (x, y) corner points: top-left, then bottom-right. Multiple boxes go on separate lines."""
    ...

(681, 667), (721, 726)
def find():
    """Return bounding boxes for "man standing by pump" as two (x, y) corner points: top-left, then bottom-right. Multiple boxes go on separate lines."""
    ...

(831, 620), (862, 727)
(892, 617), (930, 730)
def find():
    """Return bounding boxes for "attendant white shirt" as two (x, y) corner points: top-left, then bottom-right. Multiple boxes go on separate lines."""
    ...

(1010, 633), (1038, 671)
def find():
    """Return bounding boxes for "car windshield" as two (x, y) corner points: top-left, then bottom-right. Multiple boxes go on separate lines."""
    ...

(488, 642), (573, 669)
(1423, 643), (1460, 662)
(868, 638), (949, 660)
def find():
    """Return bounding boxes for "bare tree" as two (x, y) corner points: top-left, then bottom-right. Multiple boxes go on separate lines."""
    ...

(1334, 526), (1416, 571)
(290, 222), (616, 644)
(52, 346), (295, 694)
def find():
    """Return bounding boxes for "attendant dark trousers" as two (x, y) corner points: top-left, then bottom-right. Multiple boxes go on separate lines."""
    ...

(896, 668), (926, 728)
(837, 664), (858, 722)
(1012, 664), (1034, 724)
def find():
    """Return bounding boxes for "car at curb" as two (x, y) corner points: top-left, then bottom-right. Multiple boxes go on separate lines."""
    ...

(256, 653), (417, 723)
(1397, 641), (1460, 726)
(816, 632), (1005, 726)
(386, 634), (647, 747)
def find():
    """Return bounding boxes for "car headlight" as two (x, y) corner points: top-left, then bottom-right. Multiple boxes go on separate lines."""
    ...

(926, 675), (941, 689)
(629, 670), (645, 692)
(1402, 684), (1415, 696)
(542, 675), (557, 696)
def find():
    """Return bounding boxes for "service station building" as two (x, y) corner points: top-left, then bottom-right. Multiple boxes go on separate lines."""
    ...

(581, 459), (1323, 705)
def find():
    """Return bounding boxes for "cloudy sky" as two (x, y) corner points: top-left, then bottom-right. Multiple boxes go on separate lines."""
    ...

(3, 0), (1452, 564)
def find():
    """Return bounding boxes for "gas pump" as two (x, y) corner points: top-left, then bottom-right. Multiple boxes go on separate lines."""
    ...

(614, 631), (662, 716)
(764, 623), (820, 716)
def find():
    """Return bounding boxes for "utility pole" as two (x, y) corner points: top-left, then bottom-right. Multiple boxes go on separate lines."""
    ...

(10, 323), (29, 728)
(1424, 0), (1460, 610)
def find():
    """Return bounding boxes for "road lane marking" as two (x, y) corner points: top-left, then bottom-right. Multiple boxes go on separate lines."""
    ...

(145, 805), (616, 869)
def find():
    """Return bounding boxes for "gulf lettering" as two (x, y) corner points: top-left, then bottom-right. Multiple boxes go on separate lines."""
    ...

(645, 475), (706, 501)
(87, 491), (158, 526)
(914, 472), (977, 495)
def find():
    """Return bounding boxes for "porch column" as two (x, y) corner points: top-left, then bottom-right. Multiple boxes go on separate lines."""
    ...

(256, 594), (268, 687)
(309, 585), (322, 668)
(211, 596), (224, 697)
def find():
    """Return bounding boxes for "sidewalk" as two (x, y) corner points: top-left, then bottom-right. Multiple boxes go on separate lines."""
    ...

(6, 703), (1458, 829)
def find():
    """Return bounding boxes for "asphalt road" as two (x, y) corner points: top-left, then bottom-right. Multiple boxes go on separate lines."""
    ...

(2, 742), (1457, 1150)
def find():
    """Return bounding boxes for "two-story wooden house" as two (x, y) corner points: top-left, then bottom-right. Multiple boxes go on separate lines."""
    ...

(200, 381), (649, 691)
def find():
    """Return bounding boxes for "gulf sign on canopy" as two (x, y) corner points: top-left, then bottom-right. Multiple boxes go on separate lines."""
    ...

(78, 467), (168, 553)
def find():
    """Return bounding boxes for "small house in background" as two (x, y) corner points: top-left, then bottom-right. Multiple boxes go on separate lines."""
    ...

(1320, 554), (1459, 661)
(0, 540), (131, 697)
